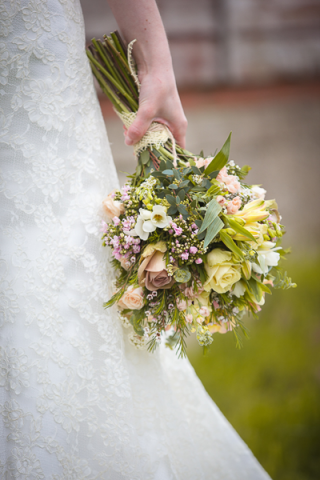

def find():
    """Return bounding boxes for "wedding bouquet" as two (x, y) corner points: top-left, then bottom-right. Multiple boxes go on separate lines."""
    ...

(87, 32), (296, 356)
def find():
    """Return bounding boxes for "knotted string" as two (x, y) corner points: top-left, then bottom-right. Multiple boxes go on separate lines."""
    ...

(116, 39), (178, 168)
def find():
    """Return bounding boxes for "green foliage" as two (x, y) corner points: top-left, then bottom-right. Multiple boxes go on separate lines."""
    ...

(219, 229), (244, 259)
(204, 132), (232, 175)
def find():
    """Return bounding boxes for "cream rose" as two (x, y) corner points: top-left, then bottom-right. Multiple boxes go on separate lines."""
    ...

(138, 242), (175, 291)
(203, 248), (241, 294)
(117, 285), (144, 310)
(102, 192), (125, 219)
(226, 196), (242, 214)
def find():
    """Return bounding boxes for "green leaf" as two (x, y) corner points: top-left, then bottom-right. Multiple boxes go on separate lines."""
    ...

(219, 230), (244, 259)
(178, 190), (186, 201)
(174, 268), (191, 283)
(203, 216), (224, 248)
(169, 184), (178, 190)
(163, 169), (173, 175)
(178, 204), (188, 216)
(239, 165), (251, 179)
(179, 180), (189, 188)
(167, 205), (178, 215)
(176, 195), (181, 204)
(191, 166), (201, 175)
(135, 163), (142, 176)
(173, 169), (181, 180)
(140, 150), (150, 165)
(198, 199), (221, 234)
(204, 132), (232, 175)
(166, 194), (176, 206)
(188, 158), (196, 167)
(224, 216), (257, 243)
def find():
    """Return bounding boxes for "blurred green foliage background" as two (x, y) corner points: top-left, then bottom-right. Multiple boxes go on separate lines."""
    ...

(188, 254), (320, 479)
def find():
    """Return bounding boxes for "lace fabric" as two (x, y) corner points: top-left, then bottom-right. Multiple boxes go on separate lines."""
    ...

(0, 1), (271, 478)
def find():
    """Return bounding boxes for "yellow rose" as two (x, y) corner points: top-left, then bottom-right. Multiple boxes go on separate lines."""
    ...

(203, 248), (241, 294)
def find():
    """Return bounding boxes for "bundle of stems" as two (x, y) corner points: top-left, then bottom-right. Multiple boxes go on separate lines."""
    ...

(86, 31), (193, 176)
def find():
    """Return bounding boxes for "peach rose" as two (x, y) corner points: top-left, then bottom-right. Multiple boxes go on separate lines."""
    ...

(226, 176), (241, 193)
(216, 166), (229, 183)
(195, 157), (212, 169)
(102, 192), (125, 219)
(227, 196), (242, 214)
(118, 285), (144, 310)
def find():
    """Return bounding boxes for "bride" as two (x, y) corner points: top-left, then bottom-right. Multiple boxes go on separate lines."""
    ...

(0, 0), (271, 478)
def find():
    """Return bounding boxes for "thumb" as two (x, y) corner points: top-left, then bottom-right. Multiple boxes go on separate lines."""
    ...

(125, 107), (154, 146)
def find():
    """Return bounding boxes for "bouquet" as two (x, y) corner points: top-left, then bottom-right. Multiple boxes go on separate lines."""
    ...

(87, 32), (296, 357)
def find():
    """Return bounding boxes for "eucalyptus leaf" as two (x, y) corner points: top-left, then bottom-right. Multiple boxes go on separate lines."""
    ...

(167, 206), (178, 215)
(163, 169), (173, 175)
(169, 184), (178, 190)
(140, 150), (150, 165)
(173, 169), (181, 180)
(203, 216), (224, 248)
(177, 204), (188, 216)
(176, 195), (181, 204)
(191, 166), (201, 175)
(179, 180), (189, 188)
(178, 190), (186, 201)
(188, 158), (196, 167)
(166, 194), (176, 205)
(174, 268), (191, 283)
(204, 132), (232, 175)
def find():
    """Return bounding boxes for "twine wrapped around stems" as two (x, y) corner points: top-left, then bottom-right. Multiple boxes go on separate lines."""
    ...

(116, 40), (178, 167)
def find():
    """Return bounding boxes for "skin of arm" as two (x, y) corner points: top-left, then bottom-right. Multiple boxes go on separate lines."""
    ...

(106, 0), (188, 149)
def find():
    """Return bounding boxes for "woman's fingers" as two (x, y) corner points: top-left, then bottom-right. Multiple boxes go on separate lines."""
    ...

(125, 106), (154, 146)
(169, 115), (188, 149)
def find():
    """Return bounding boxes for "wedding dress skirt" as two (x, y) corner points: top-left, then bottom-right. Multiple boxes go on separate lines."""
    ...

(0, 1), (271, 478)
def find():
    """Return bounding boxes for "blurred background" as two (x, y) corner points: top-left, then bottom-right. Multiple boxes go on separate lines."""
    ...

(80, 1), (320, 478)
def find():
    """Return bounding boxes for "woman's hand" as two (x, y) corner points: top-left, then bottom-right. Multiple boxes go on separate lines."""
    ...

(124, 68), (188, 149)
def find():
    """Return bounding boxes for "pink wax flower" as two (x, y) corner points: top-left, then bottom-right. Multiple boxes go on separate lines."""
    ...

(213, 300), (220, 309)
(227, 196), (242, 214)
(169, 229), (174, 234)
(174, 227), (183, 236)
(191, 223), (198, 229)
(133, 245), (140, 254)
(189, 246), (198, 254)
(121, 194), (130, 201)
(181, 252), (189, 260)
(113, 216), (120, 225)
(195, 258), (203, 264)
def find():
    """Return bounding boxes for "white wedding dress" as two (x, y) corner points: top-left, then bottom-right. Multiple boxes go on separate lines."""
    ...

(0, 1), (272, 479)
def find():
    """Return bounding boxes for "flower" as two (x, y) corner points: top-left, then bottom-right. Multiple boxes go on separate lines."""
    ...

(232, 280), (246, 297)
(102, 192), (125, 219)
(195, 258), (203, 264)
(251, 185), (266, 200)
(217, 166), (229, 184)
(127, 206), (172, 241)
(185, 314), (193, 323)
(138, 242), (174, 291)
(119, 256), (131, 270)
(216, 195), (226, 206)
(217, 166), (241, 193)
(203, 248), (241, 294)
(118, 285), (144, 310)
(226, 196), (242, 214)
(208, 322), (232, 334)
(252, 242), (281, 275)
(233, 198), (270, 223)
(189, 246), (198, 254)
(199, 306), (210, 317)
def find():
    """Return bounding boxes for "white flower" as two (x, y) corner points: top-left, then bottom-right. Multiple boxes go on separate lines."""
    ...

(232, 280), (246, 298)
(251, 185), (266, 200)
(252, 242), (281, 275)
(126, 206), (172, 241)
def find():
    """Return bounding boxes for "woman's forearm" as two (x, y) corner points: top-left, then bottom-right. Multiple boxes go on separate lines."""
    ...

(106, 0), (172, 75)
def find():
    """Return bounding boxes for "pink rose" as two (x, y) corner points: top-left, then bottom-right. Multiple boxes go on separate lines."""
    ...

(217, 166), (229, 183)
(185, 314), (193, 323)
(216, 195), (226, 206)
(226, 177), (241, 194)
(102, 191), (125, 219)
(195, 157), (212, 169)
(138, 250), (175, 291)
(118, 285), (144, 310)
(227, 196), (242, 214)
